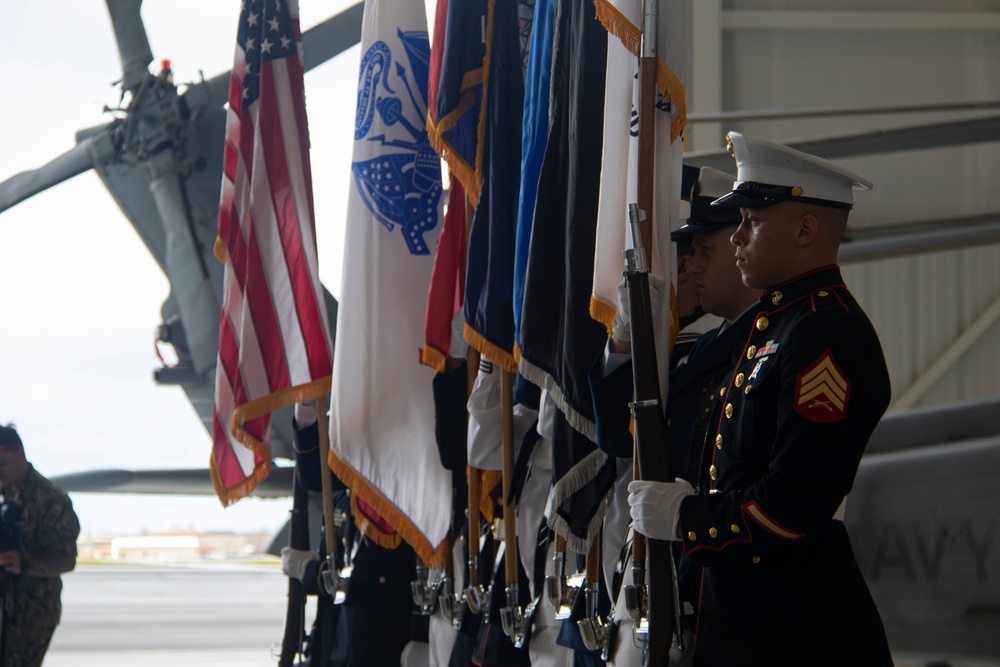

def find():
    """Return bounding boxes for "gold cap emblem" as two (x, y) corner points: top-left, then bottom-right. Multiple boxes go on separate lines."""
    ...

(725, 133), (735, 156)
(791, 186), (803, 197)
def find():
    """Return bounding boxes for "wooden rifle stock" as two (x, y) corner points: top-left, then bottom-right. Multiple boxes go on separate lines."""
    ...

(629, 1), (680, 663)
(278, 467), (310, 666)
(626, 265), (676, 667)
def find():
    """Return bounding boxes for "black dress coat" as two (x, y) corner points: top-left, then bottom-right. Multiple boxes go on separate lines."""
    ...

(677, 266), (894, 666)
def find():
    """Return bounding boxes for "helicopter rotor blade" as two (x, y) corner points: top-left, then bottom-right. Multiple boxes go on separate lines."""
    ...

(182, 1), (365, 114)
(0, 139), (100, 214)
(105, 0), (154, 95)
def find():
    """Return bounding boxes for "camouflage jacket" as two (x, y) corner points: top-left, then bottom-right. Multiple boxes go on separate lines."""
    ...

(3, 465), (80, 620)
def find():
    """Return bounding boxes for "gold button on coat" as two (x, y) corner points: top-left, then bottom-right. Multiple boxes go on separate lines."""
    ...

(744, 384), (752, 395)
(709, 465), (718, 480)
(725, 403), (733, 418)
(751, 556), (761, 564)
(746, 345), (757, 359)
(378, 576), (386, 584)
(818, 290), (829, 297)
(730, 524), (741, 534)
(719, 386), (726, 397)
(715, 434), (724, 449)
(709, 527), (718, 538)
(687, 531), (697, 542)
(756, 316), (769, 331)
(735, 373), (745, 387)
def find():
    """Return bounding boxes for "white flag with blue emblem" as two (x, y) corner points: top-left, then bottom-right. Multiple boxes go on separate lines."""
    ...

(592, 0), (689, 397)
(328, 0), (450, 566)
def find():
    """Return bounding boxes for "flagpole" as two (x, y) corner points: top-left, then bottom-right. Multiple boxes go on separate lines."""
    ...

(317, 401), (339, 594)
(499, 367), (529, 643)
(464, 190), (487, 610)
(631, 1), (680, 664)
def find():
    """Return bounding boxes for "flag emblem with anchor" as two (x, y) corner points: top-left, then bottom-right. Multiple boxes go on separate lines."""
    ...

(794, 349), (850, 423)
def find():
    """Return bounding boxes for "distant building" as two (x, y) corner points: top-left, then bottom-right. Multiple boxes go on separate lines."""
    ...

(111, 535), (200, 561)
(77, 531), (275, 562)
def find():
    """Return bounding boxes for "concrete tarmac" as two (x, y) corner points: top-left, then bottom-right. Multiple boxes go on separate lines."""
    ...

(44, 562), (310, 667)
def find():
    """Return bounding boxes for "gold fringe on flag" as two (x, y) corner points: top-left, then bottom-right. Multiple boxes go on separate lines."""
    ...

(350, 493), (403, 550)
(589, 295), (617, 336)
(463, 323), (519, 375)
(327, 446), (449, 568)
(419, 345), (449, 375)
(594, 0), (687, 143)
(213, 376), (333, 507)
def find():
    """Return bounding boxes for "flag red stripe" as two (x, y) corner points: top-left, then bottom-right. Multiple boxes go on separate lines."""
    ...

(212, 0), (332, 504)
(258, 63), (331, 380)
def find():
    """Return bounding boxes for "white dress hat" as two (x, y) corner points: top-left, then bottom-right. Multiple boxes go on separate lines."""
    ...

(711, 132), (872, 210)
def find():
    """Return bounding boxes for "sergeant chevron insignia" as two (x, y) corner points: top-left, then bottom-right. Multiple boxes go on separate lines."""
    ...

(794, 349), (850, 423)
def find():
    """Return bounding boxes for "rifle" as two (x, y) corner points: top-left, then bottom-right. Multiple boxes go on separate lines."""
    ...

(624, 203), (683, 665)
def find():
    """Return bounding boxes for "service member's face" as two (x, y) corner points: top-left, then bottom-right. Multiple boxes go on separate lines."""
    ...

(731, 204), (802, 290)
(690, 227), (746, 321)
(0, 447), (28, 488)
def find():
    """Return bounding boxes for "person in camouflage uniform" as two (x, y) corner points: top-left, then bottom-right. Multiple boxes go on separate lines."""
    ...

(0, 424), (80, 667)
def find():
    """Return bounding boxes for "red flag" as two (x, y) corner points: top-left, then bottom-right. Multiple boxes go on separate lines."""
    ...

(212, 0), (333, 505)
(421, 177), (466, 372)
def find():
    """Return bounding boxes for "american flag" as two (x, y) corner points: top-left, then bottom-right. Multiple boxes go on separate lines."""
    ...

(211, 0), (333, 505)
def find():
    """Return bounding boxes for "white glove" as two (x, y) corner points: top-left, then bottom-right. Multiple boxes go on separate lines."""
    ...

(467, 360), (502, 470)
(281, 546), (317, 582)
(294, 401), (318, 429)
(448, 309), (469, 359)
(612, 276), (667, 342)
(627, 478), (695, 541)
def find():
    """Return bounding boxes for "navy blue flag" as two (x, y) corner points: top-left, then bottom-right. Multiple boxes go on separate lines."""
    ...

(463, 0), (527, 373)
(517, 0), (612, 552)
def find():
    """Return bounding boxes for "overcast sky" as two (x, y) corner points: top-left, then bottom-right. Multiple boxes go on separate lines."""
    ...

(0, 0), (434, 537)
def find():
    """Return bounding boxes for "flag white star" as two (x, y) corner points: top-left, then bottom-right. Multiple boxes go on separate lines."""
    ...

(280, 35), (292, 50)
(261, 38), (273, 54)
(246, 36), (256, 50)
(268, 17), (280, 32)
(248, 11), (259, 26)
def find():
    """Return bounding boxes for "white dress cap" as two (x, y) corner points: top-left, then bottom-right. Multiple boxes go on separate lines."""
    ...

(712, 132), (873, 210)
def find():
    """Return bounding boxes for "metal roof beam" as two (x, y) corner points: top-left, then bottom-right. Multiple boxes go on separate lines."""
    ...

(722, 10), (1000, 32)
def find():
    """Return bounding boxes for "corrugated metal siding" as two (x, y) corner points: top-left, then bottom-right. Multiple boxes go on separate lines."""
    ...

(713, 4), (1000, 410)
(842, 246), (1000, 411)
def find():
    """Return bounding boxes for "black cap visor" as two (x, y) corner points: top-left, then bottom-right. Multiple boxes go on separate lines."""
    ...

(712, 181), (852, 210)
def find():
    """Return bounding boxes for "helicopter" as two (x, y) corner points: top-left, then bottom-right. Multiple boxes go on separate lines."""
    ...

(0, 0), (361, 480)
(3, 1), (1000, 664)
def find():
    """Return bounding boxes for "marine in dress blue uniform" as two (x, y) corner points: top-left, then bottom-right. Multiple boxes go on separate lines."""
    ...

(628, 133), (894, 666)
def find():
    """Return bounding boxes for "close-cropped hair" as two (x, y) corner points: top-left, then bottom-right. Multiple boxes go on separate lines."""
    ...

(0, 424), (23, 452)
